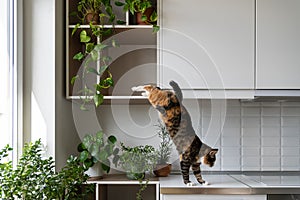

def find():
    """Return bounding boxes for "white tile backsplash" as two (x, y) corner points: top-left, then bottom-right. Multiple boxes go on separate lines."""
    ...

(261, 127), (280, 137)
(103, 100), (300, 172)
(219, 100), (300, 171)
(262, 107), (281, 116)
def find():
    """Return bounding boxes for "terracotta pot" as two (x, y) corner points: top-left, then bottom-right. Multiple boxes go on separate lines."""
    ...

(153, 164), (172, 177)
(136, 7), (155, 25)
(85, 12), (100, 24)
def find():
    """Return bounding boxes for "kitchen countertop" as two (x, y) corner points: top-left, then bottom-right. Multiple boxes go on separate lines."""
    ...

(159, 173), (300, 195)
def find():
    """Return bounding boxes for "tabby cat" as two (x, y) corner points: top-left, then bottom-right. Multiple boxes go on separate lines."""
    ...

(132, 81), (218, 186)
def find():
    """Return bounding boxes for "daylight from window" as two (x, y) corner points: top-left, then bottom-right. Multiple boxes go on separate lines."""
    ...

(0, 0), (12, 150)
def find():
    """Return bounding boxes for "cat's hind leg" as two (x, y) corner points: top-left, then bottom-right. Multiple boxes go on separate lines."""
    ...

(192, 162), (209, 185)
(180, 159), (194, 186)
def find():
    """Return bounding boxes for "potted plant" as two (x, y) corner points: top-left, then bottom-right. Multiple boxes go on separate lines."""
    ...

(77, 131), (119, 180)
(153, 121), (173, 177)
(115, 0), (159, 32)
(119, 143), (157, 180)
(0, 139), (92, 199)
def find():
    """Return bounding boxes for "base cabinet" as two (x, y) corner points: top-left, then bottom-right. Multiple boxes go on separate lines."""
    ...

(161, 195), (266, 200)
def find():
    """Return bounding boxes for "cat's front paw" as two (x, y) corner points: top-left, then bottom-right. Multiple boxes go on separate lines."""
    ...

(131, 86), (145, 92)
(198, 180), (209, 185)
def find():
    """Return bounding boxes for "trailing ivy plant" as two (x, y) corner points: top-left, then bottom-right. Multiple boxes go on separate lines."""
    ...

(71, 0), (125, 109)
(0, 139), (92, 200)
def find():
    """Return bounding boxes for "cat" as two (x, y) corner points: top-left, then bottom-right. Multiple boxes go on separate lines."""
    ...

(132, 80), (218, 186)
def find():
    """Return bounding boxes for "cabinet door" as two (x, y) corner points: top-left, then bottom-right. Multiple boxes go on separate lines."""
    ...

(256, 0), (300, 89)
(159, 0), (255, 90)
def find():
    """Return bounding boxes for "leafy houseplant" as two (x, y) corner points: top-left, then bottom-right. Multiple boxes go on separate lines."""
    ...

(153, 121), (173, 177)
(77, 131), (119, 178)
(115, 0), (159, 32)
(0, 139), (92, 199)
(119, 143), (157, 200)
(119, 143), (157, 180)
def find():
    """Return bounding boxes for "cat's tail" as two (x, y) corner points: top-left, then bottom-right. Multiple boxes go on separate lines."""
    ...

(169, 80), (183, 102)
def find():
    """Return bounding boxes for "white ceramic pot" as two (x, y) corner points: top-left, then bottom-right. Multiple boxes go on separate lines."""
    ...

(85, 162), (103, 180)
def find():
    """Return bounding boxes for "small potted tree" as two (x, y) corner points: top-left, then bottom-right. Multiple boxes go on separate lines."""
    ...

(77, 131), (119, 180)
(153, 121), (173, 177)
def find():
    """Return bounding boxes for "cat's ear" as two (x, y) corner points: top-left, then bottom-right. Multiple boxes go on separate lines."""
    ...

(209, 149), (218, 156)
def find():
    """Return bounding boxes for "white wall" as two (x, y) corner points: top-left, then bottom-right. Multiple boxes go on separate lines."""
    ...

(54, 0), (81, 170)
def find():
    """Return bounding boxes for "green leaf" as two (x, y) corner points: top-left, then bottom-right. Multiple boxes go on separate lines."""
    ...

(71, 75), (79, 85)
(105, 77), (114, 87)
(91, 144), (100, 157)
(93, 93), (104, 107)
(94, 44), (108, 51)
(113, 148), (119, 155)
(117, 20), (126, 25)
(85, 43), (95, 53)
(80, 104), (88, 111)
(99, 151), (108, 161)
(87, 67), (99, 75)
(77, 143), (87, 152)
(99, 13), (107, 19)
(73, 52), (84, 60)
(152, 25), (160, 33)
(113, 155), (120, 167)
(91, 50), (98, 61)
(83, 158), (94, 169)
(109, 14), (116, 23)
(112, 39), (120, 47)
(141, 15), (147, 22)
(102, 28), (113, 36)
(99, 65), (109, 76)
(106, 6), (113, 16)
(108, 135), (117, 144)
(79, 151), (89, 162)
(69, 11), (77, 17)
(101, 162), (110, 173)
(115, 1), (125, 6)
(150, 10), (158, 22)
(80, 30), (91, 43)
(102, 56), (112, 63)
(96, 131), (104, 143)
(72, 23), (80, 36)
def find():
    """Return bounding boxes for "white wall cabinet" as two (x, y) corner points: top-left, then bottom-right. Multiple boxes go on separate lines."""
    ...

(256, 0), (300, 89)
(158, 0), (255, 94)
(161, 195), (266, 200)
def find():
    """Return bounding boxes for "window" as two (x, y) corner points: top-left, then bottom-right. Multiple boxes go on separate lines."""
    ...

(0, 0), (15, 159)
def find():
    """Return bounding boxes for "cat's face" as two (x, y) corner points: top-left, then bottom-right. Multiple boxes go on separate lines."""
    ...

(202, 149), (218, 167)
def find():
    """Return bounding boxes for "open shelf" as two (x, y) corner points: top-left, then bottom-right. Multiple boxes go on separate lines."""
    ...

(66, 0), (158, 101)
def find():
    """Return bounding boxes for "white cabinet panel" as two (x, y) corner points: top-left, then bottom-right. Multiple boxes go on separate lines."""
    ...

(161, 195), (266, 200)
(256, 0), (300, 89)
(159, 0), (255, 90)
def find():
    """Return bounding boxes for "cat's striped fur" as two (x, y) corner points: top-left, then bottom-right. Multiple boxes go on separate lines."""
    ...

(132, 81), (218, 185)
